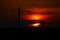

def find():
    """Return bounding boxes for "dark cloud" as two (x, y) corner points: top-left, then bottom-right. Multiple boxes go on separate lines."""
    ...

(19, 0), (60, 8)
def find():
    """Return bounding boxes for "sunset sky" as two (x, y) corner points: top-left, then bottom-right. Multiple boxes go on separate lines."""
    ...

(0, 0), (60, 20)
(0, 0), (60, 28)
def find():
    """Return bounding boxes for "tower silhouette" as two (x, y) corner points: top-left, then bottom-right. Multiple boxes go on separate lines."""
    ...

(18, 8), (20, 29)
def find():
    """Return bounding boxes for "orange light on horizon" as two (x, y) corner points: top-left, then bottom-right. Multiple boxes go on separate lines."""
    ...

(32, 23), (41, 27)
(28, 22), (41, 27)
(21, 14), (49, 20)
(33, 23), (40, 27)
(29, 14), (41, 20)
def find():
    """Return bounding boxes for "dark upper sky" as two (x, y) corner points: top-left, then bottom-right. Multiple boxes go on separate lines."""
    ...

(0, 0), (60, 9)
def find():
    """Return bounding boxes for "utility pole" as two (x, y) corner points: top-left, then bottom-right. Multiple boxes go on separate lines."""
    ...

(18, 8), (20, 30)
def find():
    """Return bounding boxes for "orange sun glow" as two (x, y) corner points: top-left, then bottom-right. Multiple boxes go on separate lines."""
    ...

(32, 23), (40, 27)
(29, 14), (41, 20)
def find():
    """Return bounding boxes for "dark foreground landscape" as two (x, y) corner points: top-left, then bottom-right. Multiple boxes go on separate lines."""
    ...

(0, 27), (60, 32)
(0, 20), (60, 33)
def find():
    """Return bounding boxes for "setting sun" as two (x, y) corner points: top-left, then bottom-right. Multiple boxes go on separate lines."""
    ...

(32, 23), (40, 27)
